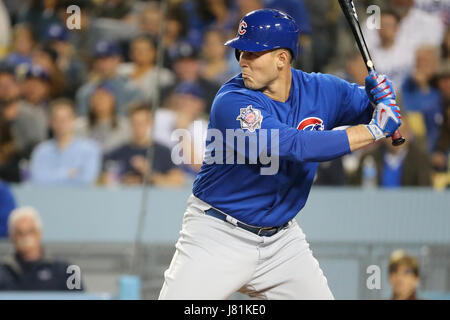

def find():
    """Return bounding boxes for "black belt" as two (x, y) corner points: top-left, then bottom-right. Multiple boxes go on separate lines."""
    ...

(204, 207), (290, 237)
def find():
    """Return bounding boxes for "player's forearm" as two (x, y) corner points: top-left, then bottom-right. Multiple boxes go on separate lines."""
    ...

(346, 125), (375, 152)
(279, 129), (352, 162)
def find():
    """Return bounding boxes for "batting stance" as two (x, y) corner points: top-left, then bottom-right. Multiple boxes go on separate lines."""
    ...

(159, 9), (401, 299)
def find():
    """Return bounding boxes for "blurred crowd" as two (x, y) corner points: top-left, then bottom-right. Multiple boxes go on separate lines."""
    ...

(0, 0), (448, 191)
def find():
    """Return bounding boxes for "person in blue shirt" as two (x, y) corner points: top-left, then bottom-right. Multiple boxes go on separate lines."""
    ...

(159, 9), (402, 300)
(401, 45), (442, 152)
(352, 124), (431, 188)
(29, 98), (101, 185)
(0, 181), (16, 238)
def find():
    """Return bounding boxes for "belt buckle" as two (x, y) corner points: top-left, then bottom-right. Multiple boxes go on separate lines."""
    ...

(257, 227), (277, 237)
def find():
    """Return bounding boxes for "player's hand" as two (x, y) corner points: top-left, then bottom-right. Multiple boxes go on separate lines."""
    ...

(365, 101), (402, 141)
(365, 71), (396, 105)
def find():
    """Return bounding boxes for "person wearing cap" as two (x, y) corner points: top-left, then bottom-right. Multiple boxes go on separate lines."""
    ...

(21, 64), (52, 114)
(0, 62), (47, 167)
(29, 98), (101, 186)
(75, 39), (145, 116)
(31, 45), (67, 99)
(45, 23), (87, 99)
(159, 8), (402, 300)
(168, 42), (220, 114)
(75, 81), (131, 153)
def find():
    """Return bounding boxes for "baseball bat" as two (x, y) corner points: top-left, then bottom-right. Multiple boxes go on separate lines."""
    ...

(338, 0), (405, 146)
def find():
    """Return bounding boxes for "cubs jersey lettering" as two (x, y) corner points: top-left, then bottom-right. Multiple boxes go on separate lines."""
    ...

(192, 68), (372, 227)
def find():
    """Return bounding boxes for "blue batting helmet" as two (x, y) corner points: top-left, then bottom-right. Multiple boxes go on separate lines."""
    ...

(224, 8), (300, 61)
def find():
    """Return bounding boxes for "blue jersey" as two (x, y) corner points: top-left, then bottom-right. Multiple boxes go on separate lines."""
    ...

(193, 68), (372, 227)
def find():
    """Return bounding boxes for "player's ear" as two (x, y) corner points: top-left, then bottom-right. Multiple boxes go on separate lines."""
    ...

(276, 49), (289, 68)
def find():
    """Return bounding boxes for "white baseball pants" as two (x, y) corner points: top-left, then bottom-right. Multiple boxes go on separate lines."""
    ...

(158, 194), (334, 300)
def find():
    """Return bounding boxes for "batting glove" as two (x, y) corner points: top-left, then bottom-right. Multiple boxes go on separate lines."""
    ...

(366, 101), (402, 140)
(365, 71), (396, 105)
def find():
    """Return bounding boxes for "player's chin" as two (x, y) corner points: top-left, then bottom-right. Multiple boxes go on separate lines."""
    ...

(243, 78), (262, 90)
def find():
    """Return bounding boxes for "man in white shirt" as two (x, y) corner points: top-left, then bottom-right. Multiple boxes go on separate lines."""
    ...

(364, 0), (445, 90)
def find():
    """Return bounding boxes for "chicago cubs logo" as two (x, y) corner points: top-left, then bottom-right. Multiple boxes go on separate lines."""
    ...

(297, 117), (325, 131)
(236, 105), (263, 132)
(238, 20), (247, 35)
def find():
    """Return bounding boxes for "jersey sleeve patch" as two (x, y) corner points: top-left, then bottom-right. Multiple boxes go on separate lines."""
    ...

(236, 105), (263, 132)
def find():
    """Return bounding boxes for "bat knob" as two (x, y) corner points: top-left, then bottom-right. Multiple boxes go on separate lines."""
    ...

(391, 130), (406, 146)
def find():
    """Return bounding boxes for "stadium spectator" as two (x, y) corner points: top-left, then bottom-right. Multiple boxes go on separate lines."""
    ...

(0, 206), (84, 291)
(56, 0), (99, 64)
(314, 159), (348, 186)
(44, 23), (87, 99)
(117, 35), (175, 103)
(196, 0), (238, 37)
(401, 45), (442, 152)
(236, 0), (263, 18)
(368, 10), (407, 90)
(304, 0), (341, 73)
(0, 180), (16, 238)
(89, 0), (140, 46)
(16, 0), (61, 42)
(0, 104), (22, 183)
(21, 64), (52, 118)
(29, 99), (101, 185)
(200, 28), (237, 85)
(0, 62), (47, 156)
(154, 82), (208, 175)
(102, 103), (184, 187)
(161, 5), (190, 70)
(75, 82), (130, 153)
(138, 2), (162, 40)
(76, 39), (144, 116)
(352, 121), (432, 187)
(364, 0), (445, 90)
(31, 45), (67, 99)
(431, 62), (450, 173)
(343, 49), (367, 86)
(168, 43), (220, 113)
(388, 250), (420, 300)
(92, 0), (133, 20)
(4, 23), (35, 68)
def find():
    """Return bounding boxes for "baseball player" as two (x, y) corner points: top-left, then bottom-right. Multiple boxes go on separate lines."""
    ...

(159, 9), (401, 300)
